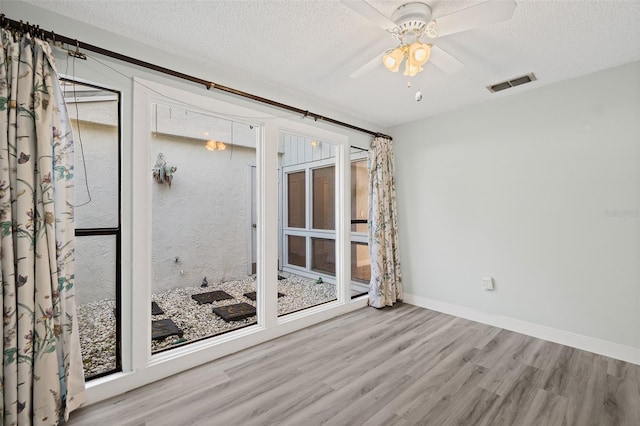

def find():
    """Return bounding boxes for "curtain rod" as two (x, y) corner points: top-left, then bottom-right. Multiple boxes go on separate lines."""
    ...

(1, 14), (392, 141)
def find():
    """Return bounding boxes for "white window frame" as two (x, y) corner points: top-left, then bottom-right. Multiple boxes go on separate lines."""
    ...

(280, 149), (371, 289)
(282, 156), (339, 283)
(76, 78), (364, 406)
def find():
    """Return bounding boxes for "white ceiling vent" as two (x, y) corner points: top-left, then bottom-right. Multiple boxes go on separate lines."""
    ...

(487, 73), (537, 93)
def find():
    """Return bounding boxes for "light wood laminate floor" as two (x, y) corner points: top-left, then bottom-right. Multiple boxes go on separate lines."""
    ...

(68, 303), (640, 425)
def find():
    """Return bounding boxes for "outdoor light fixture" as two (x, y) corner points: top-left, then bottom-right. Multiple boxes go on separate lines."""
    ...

(205, 140), (227, 151)
(383, 41), (432, 77)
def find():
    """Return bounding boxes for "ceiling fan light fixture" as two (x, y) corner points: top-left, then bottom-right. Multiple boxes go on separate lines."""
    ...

(425, 20), (438, 38)
(403, 62), (423, 77)
(409, 42), (431, 66)
(383, 47), (404, 72)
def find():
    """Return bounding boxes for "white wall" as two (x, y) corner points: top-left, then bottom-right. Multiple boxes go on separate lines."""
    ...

(392, 62), (640, 354)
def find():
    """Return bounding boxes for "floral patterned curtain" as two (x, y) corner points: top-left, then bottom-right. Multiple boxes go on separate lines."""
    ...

(368, 136), (403, 308)
(1, 30), (85, 424)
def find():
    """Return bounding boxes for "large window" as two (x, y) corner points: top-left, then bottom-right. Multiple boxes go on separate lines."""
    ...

(63, 79), (121, 380)
(150, 104), (260, 353)
(68, 76), (370, 400)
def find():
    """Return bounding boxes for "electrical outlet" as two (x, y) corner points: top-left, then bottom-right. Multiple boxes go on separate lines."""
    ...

(482, 277), (494, 291)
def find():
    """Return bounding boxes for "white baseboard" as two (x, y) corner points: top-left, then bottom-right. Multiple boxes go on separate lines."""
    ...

(404, 293), (640, 366)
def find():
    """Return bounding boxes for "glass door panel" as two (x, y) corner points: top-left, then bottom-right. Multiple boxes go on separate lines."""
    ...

(351, 242), (371, 283)
(63, 78), (122, 380)
(76, 235), (118, 378)
(350, 156), (370, 298)
(351, 159), (368, 233)
(312, 166), (335, 230)
(287, 171), (306, 228)
(311, 238), (336, 275)
(287, 235), (306, 268)
(280, 134), (338, 315)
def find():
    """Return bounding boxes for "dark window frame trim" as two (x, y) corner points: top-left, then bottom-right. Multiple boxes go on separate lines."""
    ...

(63, 77), (123, 380)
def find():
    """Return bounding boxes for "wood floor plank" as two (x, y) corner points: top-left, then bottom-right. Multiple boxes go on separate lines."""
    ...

(361, 408), (407, 426)
(600, 373), (640, 426)
(322, 373), (413, 426)
(473, 329), (524, 369)
(521, 388), (568, 426)
(282, 352), (416, 425)
(402, 362), (488, 425)
(322, 331), (418, 390)
(569, 353), (608, 426)
(477, 364), (546, 426)
(391, 345), (480, 419)
(542, 345), (576, 396)
(67, 303), (640, 426)
(470, 324), (502, 350)
(477, 333), (539, 395)
(523, 339), (563, 371)
(442, 387), (499, 426)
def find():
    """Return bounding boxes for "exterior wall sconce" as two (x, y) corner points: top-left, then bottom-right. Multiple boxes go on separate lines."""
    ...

(152, 153), (177, 188)
(205, 140), (227, 151)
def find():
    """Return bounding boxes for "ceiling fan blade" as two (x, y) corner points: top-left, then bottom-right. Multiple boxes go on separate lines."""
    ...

(429, 46), (464, 74)
(434, 0), (517, 38)
(349, 52), (384, 78)
(342, 0), (397, 30)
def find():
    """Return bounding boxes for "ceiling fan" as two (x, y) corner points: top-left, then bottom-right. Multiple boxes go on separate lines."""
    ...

(343, 0), (517, 79)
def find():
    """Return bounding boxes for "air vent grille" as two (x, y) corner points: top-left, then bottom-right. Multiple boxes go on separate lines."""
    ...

(487, 73), (536, 93)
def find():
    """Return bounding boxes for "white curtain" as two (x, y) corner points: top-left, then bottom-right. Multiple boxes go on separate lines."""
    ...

(1, 30), (86, 424)
(368, 136), (403, 308)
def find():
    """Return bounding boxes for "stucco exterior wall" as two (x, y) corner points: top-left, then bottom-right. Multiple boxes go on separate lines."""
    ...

(71, 111), (119, 304)
(151, 133), (256, 292)
(75, 235), (117, 304)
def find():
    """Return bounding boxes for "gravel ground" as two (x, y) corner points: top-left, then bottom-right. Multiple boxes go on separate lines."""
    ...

(77, 299), (117, 378)
(77, 274), (337, 377)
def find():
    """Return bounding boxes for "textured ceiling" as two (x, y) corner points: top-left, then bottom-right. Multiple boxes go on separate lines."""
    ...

(20, 0), (640, 129)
